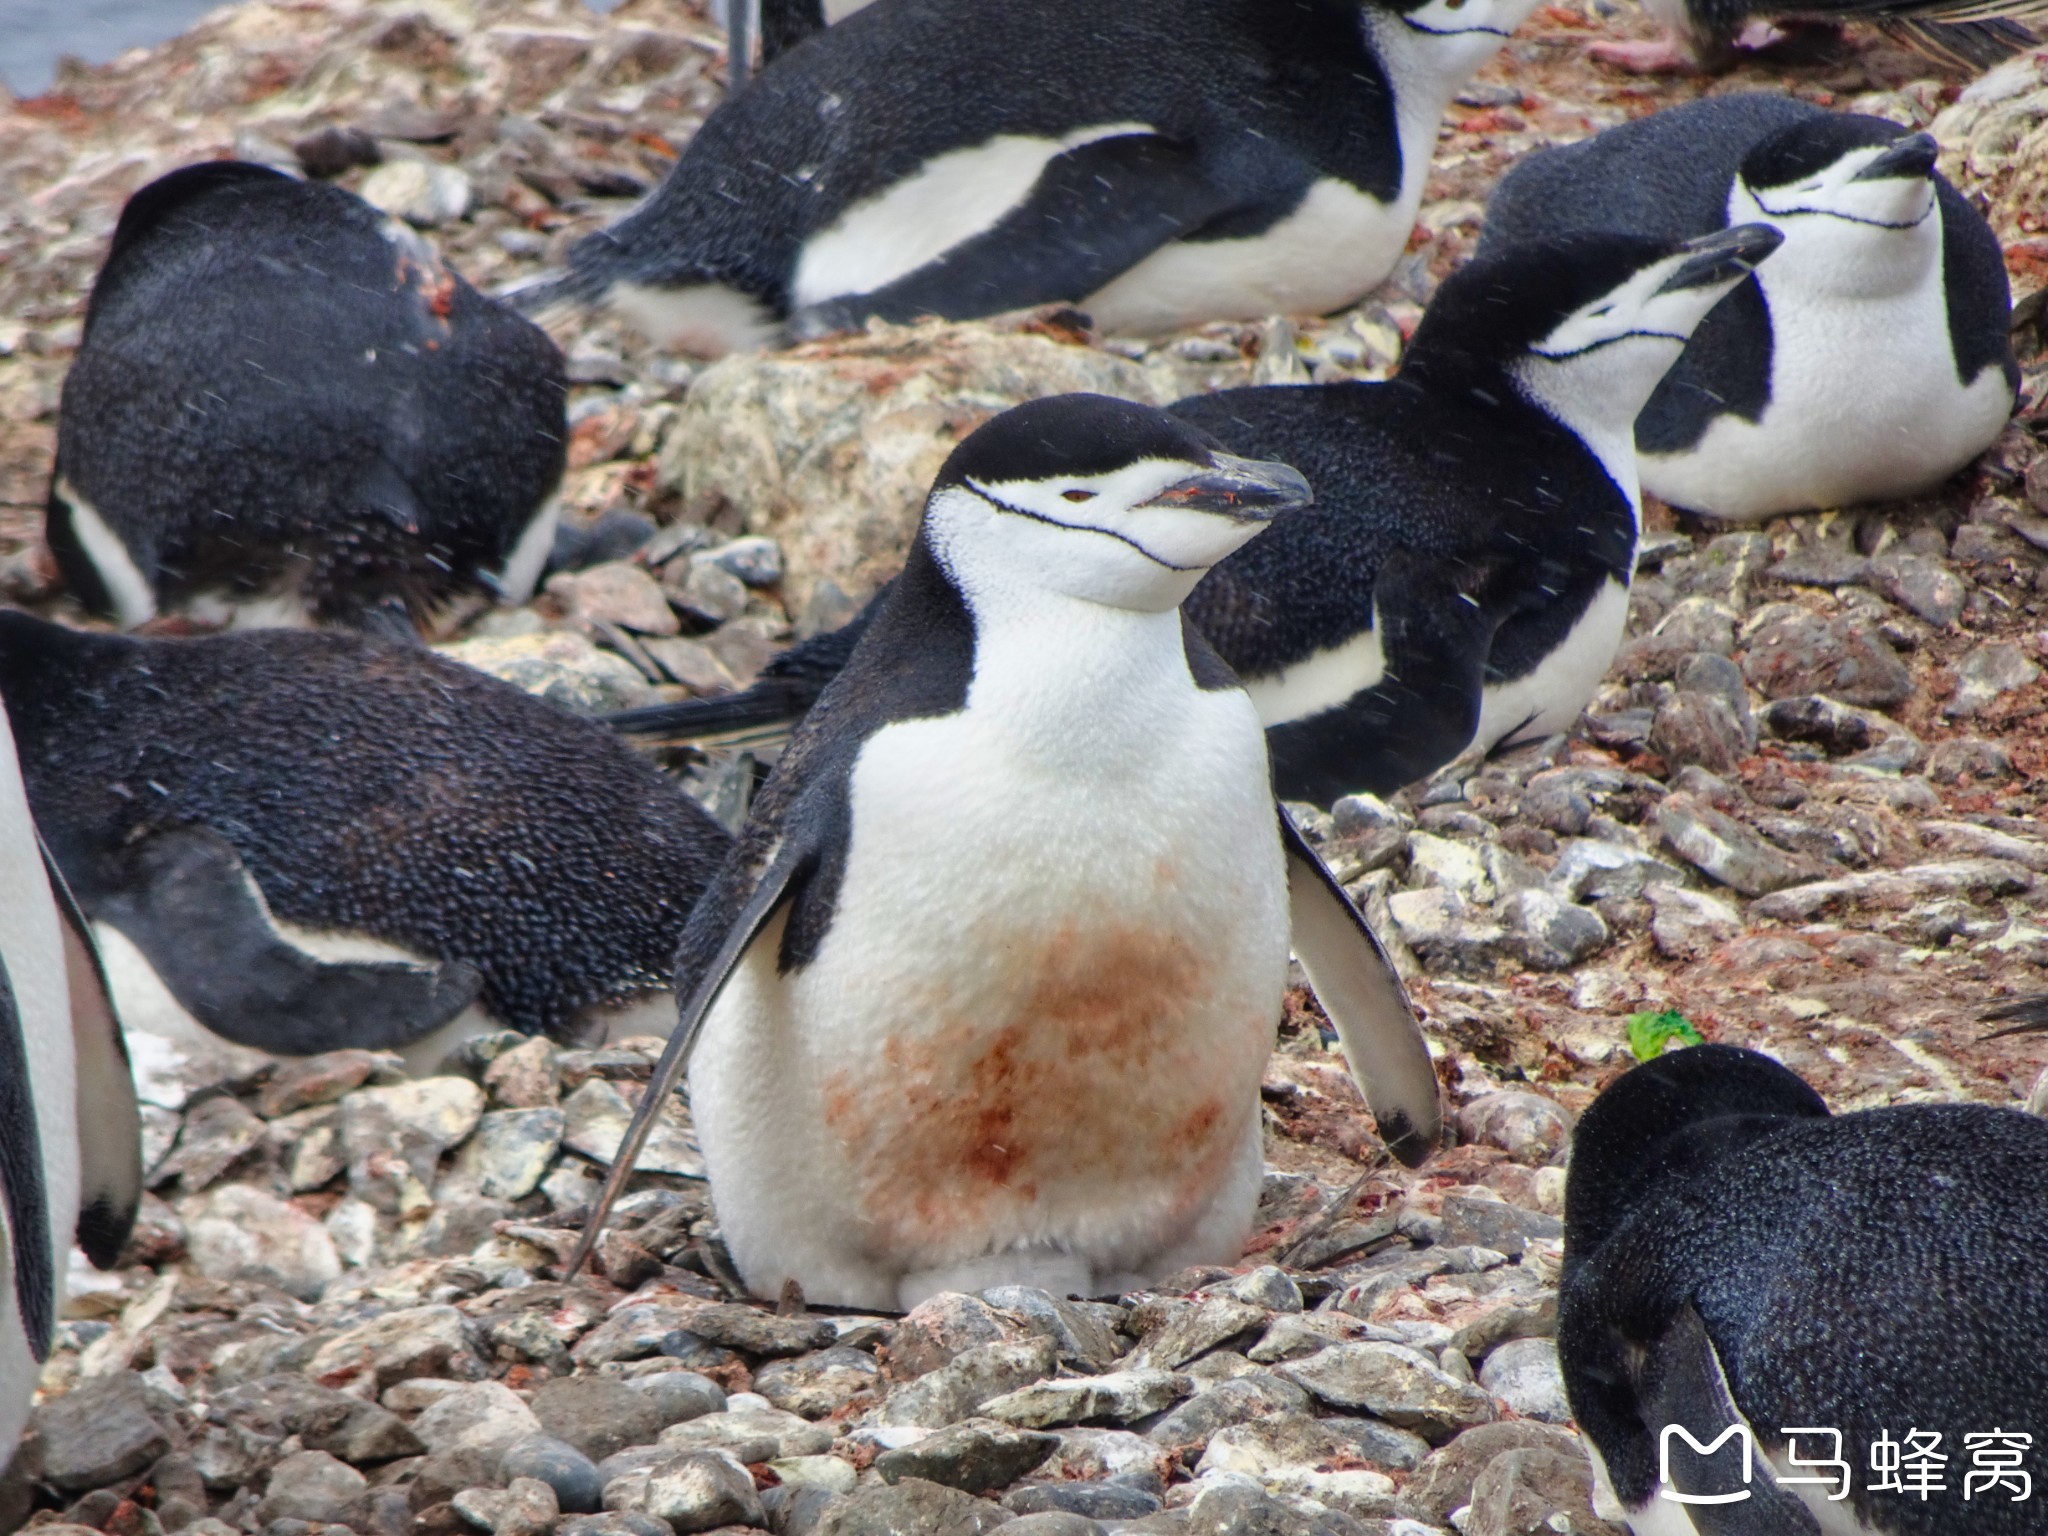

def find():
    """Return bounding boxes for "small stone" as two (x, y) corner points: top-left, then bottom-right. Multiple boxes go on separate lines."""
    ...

(456, 1108), (565, 1201)
(874, 1418), (1059, 1494)
(701, 536), (784, 587)
(1005, 1484), (1159, 1521)
(439, 631), (653, 713)
(1500, 888), (1608, 970)
(490, 1479), (559, 1536)
(34, 1371), (172, 1490)
(1546, 839), (1684, 903)
(814, 1478), (1014, 1536)
(416, 1382), (545, 1459)
(752, 1346), (884, 1418)
(360, 159), (473, 226)
(258, 1050), (388, 1117)
(1520, 767), (1661, 837)
(163, 1095), (267, 1192)
(1438, 1197), (1560, 1261)
(1476, 1339), (1570, 1424)
(294, 124), (382, 178)
(254, 1452), (366, 1525)
(1401, 1422), (1587, 1523)
(1654, 794), (1805, 896)
(1146, 1376), (1309, 1454)
(1649, 689), (1749, 775)
(630, 1372), (727, 1426)
(532, 1378), (665, 1463)
(561, 1078), (704, 1177)
(768, 1455), (860, 1493)
(1927, 736), (2015, 783)
(500, 1436), (605, 1515)
(980, 1370), (1191, 1429)
(1740, 607), (1912, 708)
(1384, 889), (1512, 974)
(1036, 1428), (1165, 1484)
(616, 1449), (765, 1532)
(1760, 694), (1900, 756)
(1616, 597), (1737, 679)
(882, 1337), (1060, 1428)
(1275, 1343), (1495, 1440)
(1465, 1447), (1621, 1536)
(558, 1518), (672, 1536)
(1182, 1481), (1348, 1536)
(888, 1294), (1016, 1378)
(1405, 833), (1495, 904)
(1867, 551), (1966, 627)
(1202, 1267), (1302, 1314)
(341, 1077), (486, 1213)
(186, 1184), (342, 1302)
(676, 558), (750, 624)
(483, 1036), (560, 1109)
(1646, 885), (1743, 959)
(676, 1303), (838, 1357)
(657, 1408), (833, 1460)
(979, 1288), (1126, 1372)
(548, 562), (680, 635)
(1751, 859), (2035, 922)
(1130, 1299), (1270, 1371)
(1945, 640), (2041, 717)
(1455, 1093), (1570, 1165)
(996, 1517), (1101, 1536)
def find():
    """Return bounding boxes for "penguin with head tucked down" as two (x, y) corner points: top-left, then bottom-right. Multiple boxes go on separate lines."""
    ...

(0, 613), (732, 1065)
(609, 226), (1780, 804)
(50, 161), (568, 633)
(1561, 1042), (2048, 1535)
(0, 690), (142, 1458)
(566, 394), (1442, 1310)
(1479, 94), (2018, 522)
(513, 0), (1541, 354)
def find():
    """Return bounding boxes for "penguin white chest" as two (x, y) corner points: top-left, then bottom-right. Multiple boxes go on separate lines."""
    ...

(1641, 220), (2014, 520)
(689, 659), (1290, 1308)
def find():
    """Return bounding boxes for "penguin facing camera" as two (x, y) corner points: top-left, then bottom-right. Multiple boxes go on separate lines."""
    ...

(1481, 95), (2018, 523)
(610, 225), (1781, 804)
(564, 394), (1442, 1310)
(511, 0), (1542, 355)
(1562, 1043), (2048, 1535)
(50, 161), (569, 633)
(0, 692), (142, 1459)
(1585, 0), (2036, 75)
(0, 613), (732, 1065)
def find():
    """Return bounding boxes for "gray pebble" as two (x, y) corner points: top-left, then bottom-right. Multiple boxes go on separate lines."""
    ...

(630, 1371), (728, 1427)
(499, 1435), (604, 1515)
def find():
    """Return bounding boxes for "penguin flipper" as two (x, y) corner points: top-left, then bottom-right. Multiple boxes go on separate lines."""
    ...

(1280, 809), (1441, 1167)
(0, 954), (55, 1362)
(791, 134), (1238, 335)
(94, 825), (484, 1055)
(1639, 1305), (1823, 1534)
(564, 826), (821, 1278)
(43, 843), (141, 1270)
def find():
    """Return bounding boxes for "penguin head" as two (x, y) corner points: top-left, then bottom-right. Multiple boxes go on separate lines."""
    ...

(1563, 1043), (1829, 1274)
(1736, 118), (1943, 296)
(922, 394), (1311, 613)
(1406, 227), (1781, 434)
(1374, 0), (1543, 82)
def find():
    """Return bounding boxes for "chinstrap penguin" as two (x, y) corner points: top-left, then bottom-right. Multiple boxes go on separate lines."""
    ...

(50, 161), (568, 632)
(1561, 1043), (2048, 1535)
(610, 226), (1780, 804)
(566, 395), (1442, 1309)
(0, 691), (142, 1459)
(0, 613), (731, 1062)
(1480, 95), (2018, 522)
(513, 0), (1541, 354)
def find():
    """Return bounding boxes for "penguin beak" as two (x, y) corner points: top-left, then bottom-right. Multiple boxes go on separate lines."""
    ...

(1655, 223), (1784, 294)
(1142, 453), (1313, 524)
(1853, 132), (1940, 183)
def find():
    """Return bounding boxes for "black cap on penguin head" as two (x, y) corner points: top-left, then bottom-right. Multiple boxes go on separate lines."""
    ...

(1563, 1043), (1829, 1274)
(932, 394), (1237, 494)
(1399, 232), (1708, 387)
(1739, 112), (1926, 193)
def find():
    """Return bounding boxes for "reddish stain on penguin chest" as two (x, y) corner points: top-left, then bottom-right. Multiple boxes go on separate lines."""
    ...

(819, 919), (1272, 1252)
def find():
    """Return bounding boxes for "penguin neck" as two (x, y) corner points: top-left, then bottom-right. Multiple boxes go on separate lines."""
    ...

(1357, 13), (1489, 214)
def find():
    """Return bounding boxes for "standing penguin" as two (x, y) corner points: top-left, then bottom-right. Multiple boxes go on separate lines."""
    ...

(50, 161), (568, 632)
(567, 395), (1442, 1308)
(514, 0), (1541, 354)
(1560, 1043), (2048, 1535)
(610, 226), (1780, 803)
(0, 692), (142, 1458)
(0, 613), (731, 1061)
(1480, 95), (2018, 522)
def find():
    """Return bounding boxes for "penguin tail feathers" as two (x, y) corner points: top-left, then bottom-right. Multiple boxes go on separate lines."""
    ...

(605, 683), (813, 752)
(1983, 993), (2048, 1039)
(1875, 13), (2038, 67)
(498, 261), (609, 321)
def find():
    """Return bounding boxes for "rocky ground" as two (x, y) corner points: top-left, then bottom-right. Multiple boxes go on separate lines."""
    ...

(6, 1), (2048, 1534)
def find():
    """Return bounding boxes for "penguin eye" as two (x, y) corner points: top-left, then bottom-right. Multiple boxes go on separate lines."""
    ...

(1446, 0), (1468, 11)
(1062, 489), (1098, 502)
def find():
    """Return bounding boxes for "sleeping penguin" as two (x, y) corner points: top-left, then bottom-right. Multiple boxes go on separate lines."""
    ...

(0, 691), (142, 1458)
(50, 161), (568, 632)
(564, 395), (1442, 1308)
(0, 613), (731, 1062)
(1561, 1043), (2048, 1536)
(1480, 95), (2018, 523)
(609, 226), (1781, 803)
(513, 0), (1541, 353)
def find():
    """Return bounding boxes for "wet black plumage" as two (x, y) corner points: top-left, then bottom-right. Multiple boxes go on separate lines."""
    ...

(50, 162), (568, 629)
(1562, 1044), (2048, 1536)
(0, 613), (730, 1045)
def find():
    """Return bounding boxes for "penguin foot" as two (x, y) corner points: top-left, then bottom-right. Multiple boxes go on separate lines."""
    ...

(1586, 32), (1703, 71)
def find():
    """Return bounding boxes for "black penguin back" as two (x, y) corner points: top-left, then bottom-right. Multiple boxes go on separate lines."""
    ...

(51, 163), (567, 626)
(0, 613), (730, 1039)
(1562, 1045), (2048, 1536)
